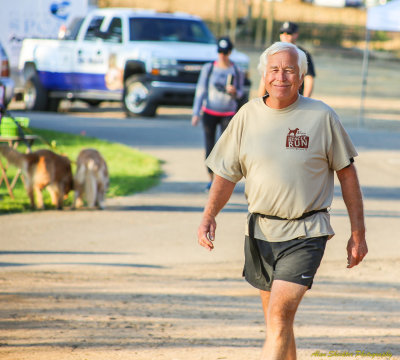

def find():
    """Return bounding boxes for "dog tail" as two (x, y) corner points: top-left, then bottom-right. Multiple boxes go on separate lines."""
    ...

(0, 146), (27, 169)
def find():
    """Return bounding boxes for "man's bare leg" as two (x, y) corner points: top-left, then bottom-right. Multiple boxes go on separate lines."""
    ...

(260, 289), (296, 360)
(259, 281), (307, 360)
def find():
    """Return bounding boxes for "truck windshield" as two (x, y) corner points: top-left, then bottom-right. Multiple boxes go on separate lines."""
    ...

(129, 18), (215, 44)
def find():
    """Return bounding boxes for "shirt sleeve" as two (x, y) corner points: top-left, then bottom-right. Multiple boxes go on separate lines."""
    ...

(327, 111), (358, 171)
(192, 62), (212, 117)
(205, 110), (245, 183)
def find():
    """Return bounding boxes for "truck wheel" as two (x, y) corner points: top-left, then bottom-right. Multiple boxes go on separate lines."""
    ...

(123, 75), (157, 117)
(23, 74), (49, 111)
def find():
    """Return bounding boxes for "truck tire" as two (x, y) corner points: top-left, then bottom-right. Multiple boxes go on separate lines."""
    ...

(123, 75), (157, 117)
(23, 74), (49, 111)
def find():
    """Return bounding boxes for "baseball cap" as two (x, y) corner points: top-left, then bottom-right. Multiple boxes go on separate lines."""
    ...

(217, 37), (234, 54)
(280, 21), (299, 35)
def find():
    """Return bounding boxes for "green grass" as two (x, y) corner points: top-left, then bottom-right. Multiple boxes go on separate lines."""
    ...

(0, 128), (162, 213)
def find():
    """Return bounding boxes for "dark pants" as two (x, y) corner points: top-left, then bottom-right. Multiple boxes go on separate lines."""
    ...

(202, 112), (232, 174)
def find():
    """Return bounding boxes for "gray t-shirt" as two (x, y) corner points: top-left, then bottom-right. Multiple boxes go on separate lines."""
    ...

(192, 62), (245, 116)
(206, 96), (358, 242)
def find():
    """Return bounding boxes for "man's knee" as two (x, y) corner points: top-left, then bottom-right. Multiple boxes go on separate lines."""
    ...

(268, 303), (297, 326)
(267, 280), (307, 324)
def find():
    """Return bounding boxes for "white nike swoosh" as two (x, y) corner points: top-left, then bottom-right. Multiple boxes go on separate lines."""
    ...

(301, 275), (313, 279)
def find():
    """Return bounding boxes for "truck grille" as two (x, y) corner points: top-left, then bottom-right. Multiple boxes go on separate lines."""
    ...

(176, 60), (208, 83)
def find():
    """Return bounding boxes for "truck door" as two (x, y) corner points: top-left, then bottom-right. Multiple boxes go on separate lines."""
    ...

(34, 40), (77, 91)
(102, 17), (124, 92)
(75, 15), (109, 91)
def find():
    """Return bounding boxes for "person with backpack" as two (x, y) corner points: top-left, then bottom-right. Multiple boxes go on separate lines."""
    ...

(192, 37), (245, 191)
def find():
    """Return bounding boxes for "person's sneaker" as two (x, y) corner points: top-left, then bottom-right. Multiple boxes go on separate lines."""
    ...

(205, 181), (212, 193)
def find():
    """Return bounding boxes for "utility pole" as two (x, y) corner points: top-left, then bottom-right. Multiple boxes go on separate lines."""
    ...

(266, 0), (275, 46)
(230, 0), (239, 42)
(255, 0), (265, 47)
(215, 0), (221, 37)
(222, 0), (230, 35)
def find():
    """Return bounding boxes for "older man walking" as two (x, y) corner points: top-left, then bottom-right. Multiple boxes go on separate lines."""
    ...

(196, 42), (368, 359)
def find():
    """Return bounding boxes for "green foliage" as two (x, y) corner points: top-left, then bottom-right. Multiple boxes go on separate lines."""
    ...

(0, 128), (161, 213)
(371, 30), (390, 42)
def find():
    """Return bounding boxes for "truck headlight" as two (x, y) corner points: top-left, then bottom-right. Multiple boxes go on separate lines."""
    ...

(151, 58), (178, 76)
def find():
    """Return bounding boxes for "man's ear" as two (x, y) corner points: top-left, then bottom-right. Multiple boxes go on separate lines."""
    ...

(300, 74), (304, 86)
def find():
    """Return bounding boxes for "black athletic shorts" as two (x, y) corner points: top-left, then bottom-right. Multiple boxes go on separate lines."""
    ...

(243, 235), (328, 291)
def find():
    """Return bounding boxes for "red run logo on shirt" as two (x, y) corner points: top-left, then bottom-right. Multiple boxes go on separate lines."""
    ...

(286, 128), (309, 150)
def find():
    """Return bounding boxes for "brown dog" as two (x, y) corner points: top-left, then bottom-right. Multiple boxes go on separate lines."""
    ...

(0, 146), (73, 209)
(73, 148), (109, 209)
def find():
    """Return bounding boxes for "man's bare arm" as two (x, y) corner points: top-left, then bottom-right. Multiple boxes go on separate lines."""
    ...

(197, 175), (236, 251)
(336, 163), (368, 268)
(302, 75), (314, 97)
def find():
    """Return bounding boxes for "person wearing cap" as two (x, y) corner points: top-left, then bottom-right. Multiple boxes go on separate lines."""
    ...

(192, 37), (245, 191)
(196, 42), (367, 358)
(257, 21), (316, 98)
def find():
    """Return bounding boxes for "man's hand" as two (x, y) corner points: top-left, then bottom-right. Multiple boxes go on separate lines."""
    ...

(347, 231), (368, 268)
(336, 164), (368, 269)
(196, 175), (236, 252)
(197, 214), (216, 251)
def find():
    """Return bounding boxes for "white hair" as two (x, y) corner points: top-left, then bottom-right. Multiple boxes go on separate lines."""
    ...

(257, 42), (308, 79)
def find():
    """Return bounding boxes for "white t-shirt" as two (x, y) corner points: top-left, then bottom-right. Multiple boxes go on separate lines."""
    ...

(206, 96), (358, 242)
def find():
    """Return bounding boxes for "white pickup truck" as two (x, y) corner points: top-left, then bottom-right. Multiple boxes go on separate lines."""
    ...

(18, 7), (250, 117)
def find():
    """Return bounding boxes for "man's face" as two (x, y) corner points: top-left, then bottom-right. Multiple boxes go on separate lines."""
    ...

(263, 49), (303, 107)
(279, 32), (299, 44)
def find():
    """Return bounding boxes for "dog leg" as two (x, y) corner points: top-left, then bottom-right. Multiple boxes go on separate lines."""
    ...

(47, 185), (63, 210)
(95, 167), (108, 210)
(85, 171), (97, 208)
(56, 185), (64, 210)
(23, 176), (35, 209)
(27, 185), (35, 209)
(34, 186), (44, 210)
(96, 184), (105, 210)
(73, 163), (86, 208)
(48, 185), (58, 207)
(73, 183), (84, 209)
